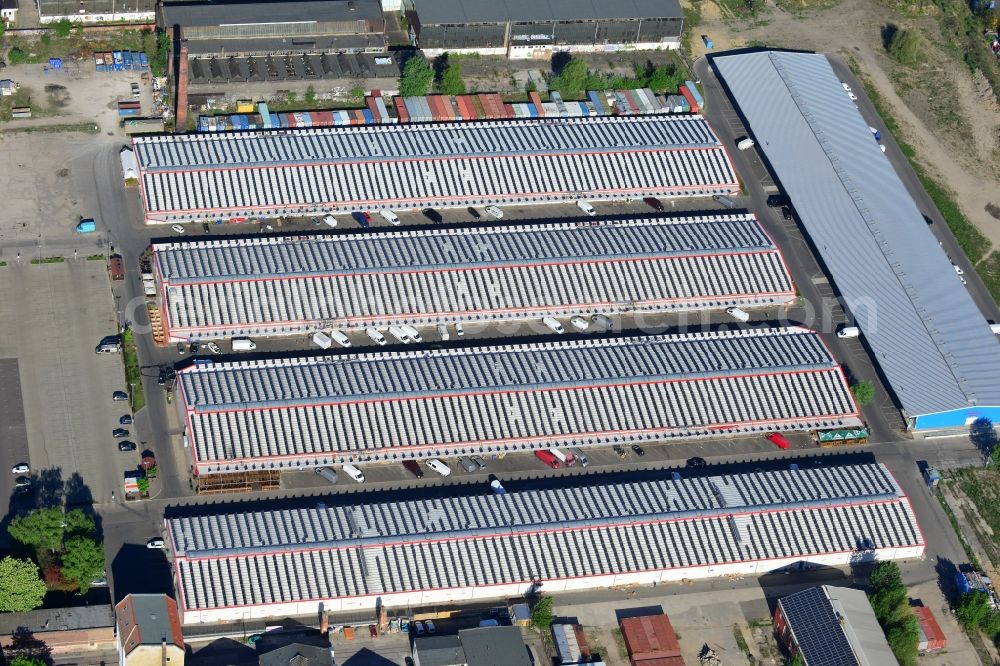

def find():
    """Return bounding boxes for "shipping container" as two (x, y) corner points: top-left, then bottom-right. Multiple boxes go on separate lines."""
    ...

(434, 95), (449, 121)
(418, 97), (433, 122)
(586, 91), (603, 115)
(468, 95), (484, 119)
(118, 107), (141, 117)
(915, 607), (945, 651)
(478, 94), (494, 119)
(365, 95), (380, 121)
(139, 52), (149, 70)
(679, 85), (698, 113)
(454, 95), (471, 120)
(124, 117), (165, 134)
(11, 107), (31, 119)
(685, 80), (705, 110)
(635, 88), (655, 114)
(393, 97), (409, 123)
(643, 88), (662, 112)
(529, 90), (544, 117)
(236, 100), (254, 113)
(624, 90), (642, 114)
(375, 96), (391, 123)
(360, 108), (372, 124)
(123, 52), (134, 70)
(301, 112), (312, 127)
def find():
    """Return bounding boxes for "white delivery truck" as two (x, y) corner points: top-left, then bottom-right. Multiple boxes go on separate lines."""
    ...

(340, 463), (365, 483)
(725, 307), (750, 323)
(312, 331), (333, 349)
(231, 337), (257, 351)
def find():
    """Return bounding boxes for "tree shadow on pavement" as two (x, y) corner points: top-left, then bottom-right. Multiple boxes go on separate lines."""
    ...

(969, 418), (996, 464)
(935, 557), (961, 603)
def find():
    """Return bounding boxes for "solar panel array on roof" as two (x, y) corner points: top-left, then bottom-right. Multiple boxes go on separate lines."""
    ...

(168, 463), (900, 556)
(778, 587), (859, 666)
(178, 328), (861, 473)
(170, 479), (921, 615)
(712, 51), (1000, 428)
(133, 116), (738, 222)
(154, 215), (795, 338)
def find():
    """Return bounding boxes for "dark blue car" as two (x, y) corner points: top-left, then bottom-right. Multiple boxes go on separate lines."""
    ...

(351, 211), (371, 228)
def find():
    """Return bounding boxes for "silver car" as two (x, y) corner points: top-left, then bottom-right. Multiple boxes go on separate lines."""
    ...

(458, 457), (479, 473)
(571, 448), (589, 467)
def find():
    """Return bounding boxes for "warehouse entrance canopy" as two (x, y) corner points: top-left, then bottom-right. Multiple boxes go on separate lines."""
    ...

(712, 50), (1000, 430)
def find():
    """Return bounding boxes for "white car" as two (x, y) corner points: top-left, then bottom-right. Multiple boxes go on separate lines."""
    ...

(570, 316), (590, 331)
(379, 209), (401, 226)
(437, 324), (450, 341)
(485, 205), (504, 219)
(542, 317), (565, 334)
(171, 224), (185, 234)
(880, 145), (886, 153)
(726, 307), (750, 323)
(206, 342), (222, 354)
(147, 538), (165, 549)
(490, 478), (507, 494)
(425, 459), (451, 476)
(848, 92), (858, 101)
(10, 464), (29, 475)
(953, 264), (965, 276)
(366, 328), (387, 346)
(322, 215), (338, 228)
(837, 326), (861, 339)
(576, 200), (596, 216)
(842, 82), (852, 92)
(455, 322), (465, 337)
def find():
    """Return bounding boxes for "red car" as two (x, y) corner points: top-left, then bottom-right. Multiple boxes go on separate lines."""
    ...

(766, 432), (791, 450)
(534, 450), (561, 469)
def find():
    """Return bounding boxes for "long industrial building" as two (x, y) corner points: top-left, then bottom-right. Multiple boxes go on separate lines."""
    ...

(176, 327), (861, 477)
(132, 115), (738, 224)
(713, 50), (1000, 431)
(153, 214), (795, 340)
(166, 462), (924, 624)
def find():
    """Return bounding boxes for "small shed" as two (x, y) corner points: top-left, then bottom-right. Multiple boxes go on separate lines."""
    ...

(620, 614), (684, 666)
(511, 603), (531, 627)
(109, 254), (125, 281)
(0, 79), (18, 96)
(120, 147), (138, 181)
(123, 470), (141, 494)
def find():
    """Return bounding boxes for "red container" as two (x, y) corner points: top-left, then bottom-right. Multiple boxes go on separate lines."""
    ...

(456, 95), (472, 120)
(472, 95), (486, 119)
(915, 607), (946, 651)
(366, 96), (380, 122)
(394, 97), (409, 123)
(534, 450), (561, 469)
(490, 94), (504, 119)
(530, 91), (544, 117)
(679, 85), (699, 113)
(503, 103), (514, 118)
(479, 94), (494, 119)
(285, 113), (297, 128)
(353, 109), (365, 124)
(621, 90), (639, 115)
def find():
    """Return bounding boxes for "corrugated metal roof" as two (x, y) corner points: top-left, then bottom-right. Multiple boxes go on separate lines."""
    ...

(155, 215), (794, 337)
(133, 116), (737, 220)
(415, 0), (682, 25)
(168, 463), (900, 556)
(712, 51), (1000, 419)
(178, 328), (861, 472)
(169, 464), (921, 612)
(161, 0), (383, 27)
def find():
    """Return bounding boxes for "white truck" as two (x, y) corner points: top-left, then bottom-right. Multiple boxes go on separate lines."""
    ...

(737, 137), (755, 150)
(231, 337), (257, 351)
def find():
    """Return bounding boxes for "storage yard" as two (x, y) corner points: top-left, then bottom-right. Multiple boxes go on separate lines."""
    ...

(152, 214), (795, 340)
(131, 114), (738, 223)
(166, 462), (923, 624)
(176, 327), (860, 479)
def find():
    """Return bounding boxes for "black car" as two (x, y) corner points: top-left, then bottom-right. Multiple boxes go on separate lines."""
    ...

(643, 197), (664, 212)
(402, 460), (424, 478)
(422, 208), (443, 223)
(631, 444), (645, 456)
(686, 457), (707, 469)
(351, 211), (371, 228)
(190, 342), (199, 354)
(613, 444), (627, 458)
(100, 334), (122, 346)
(120, 414), (133, 425)
(113, 428), (129, 438)
(112, 390), (128, 401)
(118, 441), (137, 452)
(780, 206), (791, 221)
(158, 366), (177, 386)
(767, 194), (791, 208)
(202, 222), (211, 233)
(467, 207), (481, 219)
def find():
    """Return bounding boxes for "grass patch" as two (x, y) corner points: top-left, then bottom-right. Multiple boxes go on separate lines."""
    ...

(853, 65), (990, 265)
(0, 262), (7, 267)
(29, 256), (65, 265)
(85, 254), (104, 261)
(122, 329), (145, 413)
(934, 482), (982, 570)
(955, 469), (1000, 567)
(733, 624), (752, 659)
(610, 628), (628, 661)
(976, 251), (1000, 305)
(1, 122), (100, 135)
(681, 0), (704, 59)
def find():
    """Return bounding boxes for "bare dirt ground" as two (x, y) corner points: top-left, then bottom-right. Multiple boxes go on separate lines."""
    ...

(687, 0), (1000, 249)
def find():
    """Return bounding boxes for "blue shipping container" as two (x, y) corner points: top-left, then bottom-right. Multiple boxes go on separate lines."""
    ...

(123, 52), (133, 69)
(139, 52), (149, 68)
(684, 81), (705, 109)
(588, 91), (605, 115)
(118, 108), (141, 117)
(301, 112), (312, 126)
(362, 108), (374, 124)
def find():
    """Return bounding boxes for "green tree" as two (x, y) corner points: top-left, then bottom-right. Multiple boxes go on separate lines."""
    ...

(550, 57), (589, 99)
(530, 595), (554, 631)
(438, 60), (466, 95)
(851, 380), (875, 407)
(957, 590), (992, 630)
(350, 86), (365, 99)
(788, 655), (805, 666)
(64, 508), (96, 538)
(10, 657), (47, 666)
(52, 19), (73, 38)
(137, 477), (150, 494)
(305, 85), (317, 104)
(8, 47), (28, 66)
(869, 561), (906, 622)
(9, 507), (68, 553)
(399, 56), (433, 97)
(60, 537), (105, 594)
(887, 29), (921, 65)
(0, 557), (47, 612)
(151, 31), (171, 78)
(886, 613), (919, 666)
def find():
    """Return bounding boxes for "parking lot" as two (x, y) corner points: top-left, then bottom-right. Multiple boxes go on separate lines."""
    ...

(0, 261), (137, 508)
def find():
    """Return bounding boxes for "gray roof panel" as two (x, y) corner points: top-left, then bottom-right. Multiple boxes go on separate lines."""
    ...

(712, 51), (1000, 419)
(415, 0), (682, 24)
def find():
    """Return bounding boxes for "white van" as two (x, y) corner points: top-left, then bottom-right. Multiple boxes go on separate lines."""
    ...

(837, 326), (861, 339)
(437, 324), (450, 341)
(591, 314), (613, 331)
(737, 137), (755, 150)
(542, 317), (565, 334)
(312, 331), (333, 349)
(425, 459), (451, 477)
(388, 326), (413, 343)
(330, 329), (352, 348)
(400, 324), (423, 343)
(379, 209), (401, 226)
(725, 307), (750, 323)
(991, 323), (1000, 336)
(576, 200), (596, 216)
(366, 328), (388, 346)
(231, 337), (257, 351)
(548, 447), (576, 467)
(570, 316), (590, 331)
(315, 467), (338, 484)
(340, 463), (365, 483)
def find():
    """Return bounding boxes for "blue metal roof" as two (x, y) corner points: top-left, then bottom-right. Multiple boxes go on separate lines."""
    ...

(713, 50), (1000, 423)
